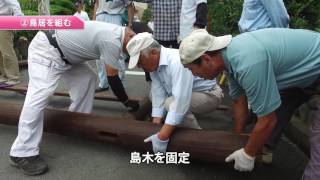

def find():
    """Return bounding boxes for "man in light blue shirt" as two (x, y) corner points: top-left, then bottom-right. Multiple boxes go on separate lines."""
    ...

(238, 0), (289, 33)
(238, 0), (290, 164)
(126, 32), (223, 153)
(179, 28), (320, 179)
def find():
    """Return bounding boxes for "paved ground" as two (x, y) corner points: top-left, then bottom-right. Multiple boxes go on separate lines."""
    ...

(0, 62), (309, 180)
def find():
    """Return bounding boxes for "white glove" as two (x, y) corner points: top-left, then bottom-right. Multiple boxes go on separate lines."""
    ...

(225, 148), (255, 172)
(144, 133), (169, 153)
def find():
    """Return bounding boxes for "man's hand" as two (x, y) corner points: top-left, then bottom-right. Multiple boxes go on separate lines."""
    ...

(144, 133), (169, 153)
(225, 148), (255, 172)
(152, 117), (162, 125)
(124, 100), (139, 112)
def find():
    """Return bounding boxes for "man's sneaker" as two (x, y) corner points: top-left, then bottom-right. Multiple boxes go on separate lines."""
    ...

(262, 146), (273, 165)
(9, 155), (48, 176)
(5, 80), (20, 86)
(95, 87), (109, 93)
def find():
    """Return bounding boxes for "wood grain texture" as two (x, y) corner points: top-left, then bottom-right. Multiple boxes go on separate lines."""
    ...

(0, 103), (250, 163)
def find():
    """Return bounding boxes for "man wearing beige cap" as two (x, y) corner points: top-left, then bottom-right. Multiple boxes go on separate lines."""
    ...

(179, 28), (320, 179)
(126, 32), (223, 153)
(9, 21), (138, 176)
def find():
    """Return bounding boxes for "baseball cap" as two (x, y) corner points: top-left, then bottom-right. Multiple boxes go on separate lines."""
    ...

(179, 29), (232, 64)
(126, 32), (154, 69)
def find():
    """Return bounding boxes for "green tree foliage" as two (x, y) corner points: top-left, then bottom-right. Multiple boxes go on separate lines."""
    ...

(17, 0), (94, 40)
(51, 0), (94, 16)
(208, 0), (243, 36)
(51, 0), (75, 15)
(285, 0), (320, 31)
(141, 5), (152, 24)
(19, 0), (38, 15)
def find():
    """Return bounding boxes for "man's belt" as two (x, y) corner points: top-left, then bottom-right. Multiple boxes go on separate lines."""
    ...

(43, 30), (71, 65)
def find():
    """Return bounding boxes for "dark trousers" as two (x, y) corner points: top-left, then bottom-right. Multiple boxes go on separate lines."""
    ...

(267, 88), (311, 149)
(157, 40), (179, 49)
(249, 80), (320, 180)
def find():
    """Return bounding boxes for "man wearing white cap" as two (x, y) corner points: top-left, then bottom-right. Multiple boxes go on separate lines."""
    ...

(9, 21), (138, 176)
(126, 32), (223, 153)
(179, 28), (320, 179)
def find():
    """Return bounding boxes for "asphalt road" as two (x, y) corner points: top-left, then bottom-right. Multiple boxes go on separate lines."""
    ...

(0, 63), (308, 180)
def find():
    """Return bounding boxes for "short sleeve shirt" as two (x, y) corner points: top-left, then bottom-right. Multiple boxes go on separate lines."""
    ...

(222, 28), (320, 117)
(56, 21), (124, 70)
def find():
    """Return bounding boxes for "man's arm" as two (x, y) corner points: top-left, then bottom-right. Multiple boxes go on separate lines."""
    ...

(127, 2), (134, 29)
(105, 65), (128, 103)
(261, 0), (289, 28)
(105, 65), (139, 111)
(158, 63), (194, 140)
(150, 73), (168, 123)
(93, 0), (99, 20)
(225, 112), (277, 171)
(194, 0), (208, 29)
(244, 112), (277, 157)
(99, 39), (139, 111)
(158, 124), (176, 140)
(232, 95), (249, 134)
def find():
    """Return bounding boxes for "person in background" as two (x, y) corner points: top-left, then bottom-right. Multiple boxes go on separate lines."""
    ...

(133, 0), (182, 49)
(238, 0), (289, 33)
(93, 0), (134, 93)
(179, 0), (207, 41)
(0, 0), (24, 86)
(74, 0), (90, 21)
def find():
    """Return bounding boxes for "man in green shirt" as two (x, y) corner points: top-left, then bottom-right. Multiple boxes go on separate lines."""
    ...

(179, 28), (320, 179)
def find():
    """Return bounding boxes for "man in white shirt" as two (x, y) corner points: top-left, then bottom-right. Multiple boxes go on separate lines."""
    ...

(9, 21), (138, 176)
(73, 0), (90, 21)
(126, 32), (223, 153)
(0, 0), (23, 86)
(179, 0), (208, 41)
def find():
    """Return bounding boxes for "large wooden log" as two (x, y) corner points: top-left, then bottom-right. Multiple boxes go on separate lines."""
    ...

(0, 85), (151, 120)
(1, 85), (143, 102)
(0, 103), (250, 163)
(0, 86), (230, 121)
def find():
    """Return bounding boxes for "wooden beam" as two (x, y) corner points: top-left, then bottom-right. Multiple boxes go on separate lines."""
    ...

(0, 102), (251, 164)
(0, 85), (230, 120)
(1, 85), (143, 102)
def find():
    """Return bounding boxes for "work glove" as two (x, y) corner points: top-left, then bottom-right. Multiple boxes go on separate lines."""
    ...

(225, 148), (255, 172)
(144, 133), (169, 153)
(124, 100), (140, 112)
